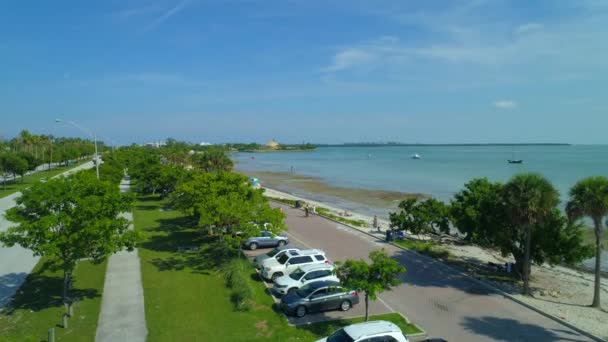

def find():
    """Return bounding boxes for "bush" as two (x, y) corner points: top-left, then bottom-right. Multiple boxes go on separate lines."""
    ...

(222, 259), (254, 311)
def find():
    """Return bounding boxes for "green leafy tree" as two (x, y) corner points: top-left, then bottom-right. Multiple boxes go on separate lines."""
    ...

(390, 198), (450, 236)
(0, 172), (141, 305)
(3, 152), (29, 182)
(450, 178), (504, 244)
(502, 173), (560, 296)
(170, 172), (285, 251)
(336, 249), (405, 321)
(190, 147), (233, 172)
(566, 176), (608, 308)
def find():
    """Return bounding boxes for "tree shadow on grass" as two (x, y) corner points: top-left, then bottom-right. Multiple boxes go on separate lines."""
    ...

(461, 316), (589, 342)
(1, 271), (99, 315)
(153, 216), (197, 233)
(147, 235), (234, 274)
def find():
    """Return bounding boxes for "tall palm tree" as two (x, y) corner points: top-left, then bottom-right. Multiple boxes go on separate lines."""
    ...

(502, 173), (560, 296)
(566, 176), (608, 309)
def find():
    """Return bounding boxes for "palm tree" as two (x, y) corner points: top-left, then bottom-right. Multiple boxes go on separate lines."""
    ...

(566, 176), (608, 309)
(502, 173), (560, 296)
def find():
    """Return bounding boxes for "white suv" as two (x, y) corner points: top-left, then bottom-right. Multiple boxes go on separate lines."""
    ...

(261, 249), (329, 281)
(316, 320), (409, 342)
(273, 263), (339, 295)
(253, 247), (300, 268)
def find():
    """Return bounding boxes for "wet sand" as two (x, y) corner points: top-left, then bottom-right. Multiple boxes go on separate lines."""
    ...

(239, 170), (426, 217)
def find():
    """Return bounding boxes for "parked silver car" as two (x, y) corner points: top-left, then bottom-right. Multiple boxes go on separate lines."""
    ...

(280, 280), (359, 317)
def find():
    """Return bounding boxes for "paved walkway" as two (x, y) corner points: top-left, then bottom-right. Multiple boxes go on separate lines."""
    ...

(274, 203), (596, 342)
(95, 177), (147, 342)
(0, 161), (94, 308)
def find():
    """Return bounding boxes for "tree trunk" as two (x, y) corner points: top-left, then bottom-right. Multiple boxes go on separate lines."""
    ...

(364, 292), (369, 322)
(63, 270), (72, 305)
(591, 218), (603, 308)
(522, 224), (532, 296)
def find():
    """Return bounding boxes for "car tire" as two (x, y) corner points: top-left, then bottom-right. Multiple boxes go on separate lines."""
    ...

(295, 305), (307, 317)
(340, 300), (351, 311)
(249, 242), (258, 250)
(271, 272), (282, 282)
(278, 240), (286, 247)
(287, 287), (297, 294)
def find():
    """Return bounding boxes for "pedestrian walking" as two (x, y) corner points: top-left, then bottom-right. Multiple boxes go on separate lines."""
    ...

(304, 204), (309, 217)
(373, 215), (378, 231)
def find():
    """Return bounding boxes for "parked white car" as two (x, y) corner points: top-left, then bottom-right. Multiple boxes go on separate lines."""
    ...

(253, 247), (300, 268)
(273, 263), (339, 295)
(316, 320), (409, 342)
(261, 249), (329, 281)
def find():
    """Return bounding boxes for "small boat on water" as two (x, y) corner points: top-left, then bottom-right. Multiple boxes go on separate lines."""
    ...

(412, 153), (421, 159)
(508, 159), (523, 164)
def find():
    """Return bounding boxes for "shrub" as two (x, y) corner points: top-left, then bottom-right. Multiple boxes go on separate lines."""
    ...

(222, 258), (254, 311)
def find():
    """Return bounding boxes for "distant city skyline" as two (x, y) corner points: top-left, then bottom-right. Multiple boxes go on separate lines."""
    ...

(1, 0), (607, 144)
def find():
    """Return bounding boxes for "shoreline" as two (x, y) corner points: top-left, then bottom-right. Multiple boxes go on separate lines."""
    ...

(262, 185), (608, 340)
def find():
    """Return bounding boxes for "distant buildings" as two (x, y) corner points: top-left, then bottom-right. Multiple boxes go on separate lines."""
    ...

(265, 139), (280, 150)
(143, 140), (166, 148)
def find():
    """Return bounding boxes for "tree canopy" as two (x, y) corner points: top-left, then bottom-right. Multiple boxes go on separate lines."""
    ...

(336, 249), (405, 321)
(390, 197), (450, 235)
(0, 171), (141, 304)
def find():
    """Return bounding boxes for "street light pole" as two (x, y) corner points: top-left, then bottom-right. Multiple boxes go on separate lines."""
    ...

(55, 119), (100, 179)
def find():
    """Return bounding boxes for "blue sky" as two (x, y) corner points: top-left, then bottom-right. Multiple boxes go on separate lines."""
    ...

(1, 0), (607, 144)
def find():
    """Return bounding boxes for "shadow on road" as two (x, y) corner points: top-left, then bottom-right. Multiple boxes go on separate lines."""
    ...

(461, 316), (589, 342)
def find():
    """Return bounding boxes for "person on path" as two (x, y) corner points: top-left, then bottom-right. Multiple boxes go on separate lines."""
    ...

(304, 204), (309, 217)
(373, 215), (379, 231)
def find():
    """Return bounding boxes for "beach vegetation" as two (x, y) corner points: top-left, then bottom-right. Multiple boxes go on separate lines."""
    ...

(190, 146), (234, 172)
(315, 207), (367, 227)
(448, 175), (592, 296)
(389, 198), (450, 236)
(335, 249), (406, 322)
(566, 176), (608, 308)
(0, 171), (141, 306)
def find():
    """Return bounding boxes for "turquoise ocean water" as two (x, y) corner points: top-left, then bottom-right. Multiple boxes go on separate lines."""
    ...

(234, 145), (608, 271)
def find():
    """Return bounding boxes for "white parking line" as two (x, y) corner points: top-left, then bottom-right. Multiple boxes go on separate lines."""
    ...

(377, 295), (396, 313)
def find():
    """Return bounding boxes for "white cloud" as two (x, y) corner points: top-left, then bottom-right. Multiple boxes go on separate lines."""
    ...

(515, 22), (544, 34)
(142, 0), (189, 32)
(322, 48), (375, 72)
(493, 100), (517, 109)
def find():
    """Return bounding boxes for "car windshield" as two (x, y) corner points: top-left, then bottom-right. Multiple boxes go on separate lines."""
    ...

(265, 248), (280, 257)
(277, 254), (290, 265)
(295, 284), (317, 298)
(289, 268), (305, 281)
(327, 328), (354, 342)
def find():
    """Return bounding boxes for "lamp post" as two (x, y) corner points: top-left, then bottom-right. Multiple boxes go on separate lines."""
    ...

(55, 119), (99, 179)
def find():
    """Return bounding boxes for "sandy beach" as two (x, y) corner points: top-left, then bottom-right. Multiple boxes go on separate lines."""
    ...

(263, 186), (608, 340)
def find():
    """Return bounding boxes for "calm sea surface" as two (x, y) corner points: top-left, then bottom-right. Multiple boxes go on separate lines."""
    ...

(234, 145), (608, 271)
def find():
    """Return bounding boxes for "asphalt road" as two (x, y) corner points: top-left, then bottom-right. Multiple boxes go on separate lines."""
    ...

(0, 161), (94, 308)
(273, 203), (595, 342)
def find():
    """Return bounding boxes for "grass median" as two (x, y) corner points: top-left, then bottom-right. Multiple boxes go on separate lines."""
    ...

(0, 160), (89, 199)
(135, 195), (423, 341)
(0, 259), (107, 342)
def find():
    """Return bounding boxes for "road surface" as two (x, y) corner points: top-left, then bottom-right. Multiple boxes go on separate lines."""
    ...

(274, 203), (595, 342)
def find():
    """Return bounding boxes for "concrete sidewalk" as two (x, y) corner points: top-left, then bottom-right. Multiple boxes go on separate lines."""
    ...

(95, 177), (147, 342)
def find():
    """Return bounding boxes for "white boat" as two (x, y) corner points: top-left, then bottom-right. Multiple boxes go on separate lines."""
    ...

(412, 153), (421, 159)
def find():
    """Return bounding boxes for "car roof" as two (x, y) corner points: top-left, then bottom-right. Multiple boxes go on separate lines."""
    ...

(306, 280), (341, 290)
(294, 249), (325, 256)
(298, 263), (334, 272)
(343, 321), (401, 340)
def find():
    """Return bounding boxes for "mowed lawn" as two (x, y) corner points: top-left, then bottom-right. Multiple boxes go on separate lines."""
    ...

(0, 160), (88, 199)
(135, 196), (421, 342)
(0, 259), (107, 342)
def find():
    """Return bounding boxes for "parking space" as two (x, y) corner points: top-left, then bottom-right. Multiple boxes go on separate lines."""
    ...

(242, 245), (393, 326)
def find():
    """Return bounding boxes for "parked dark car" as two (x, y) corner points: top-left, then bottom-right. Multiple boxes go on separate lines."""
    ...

(242, 231), (289, 250)
(280, 280), (359, 317)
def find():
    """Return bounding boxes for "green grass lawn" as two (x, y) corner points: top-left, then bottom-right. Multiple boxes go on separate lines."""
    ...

(135, 196), (422, 341)
(0, 259), (107, 342)
(0, 160), (89, 199)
